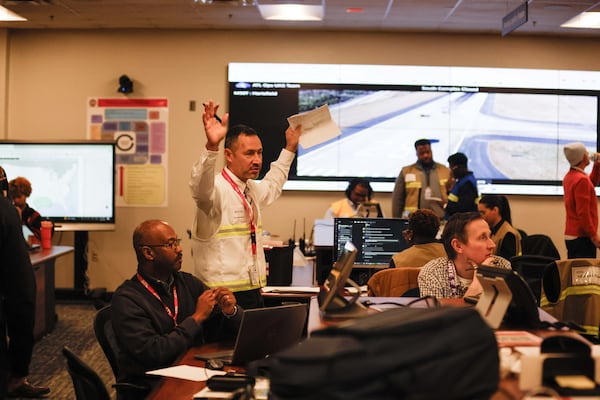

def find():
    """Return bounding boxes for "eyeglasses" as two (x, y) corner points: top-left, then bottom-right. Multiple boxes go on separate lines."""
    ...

(141, 238), (182, 250)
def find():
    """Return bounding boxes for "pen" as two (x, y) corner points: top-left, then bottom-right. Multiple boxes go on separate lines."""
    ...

(202, 102), (222, 123)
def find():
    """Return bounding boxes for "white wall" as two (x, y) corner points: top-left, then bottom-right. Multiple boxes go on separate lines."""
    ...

(2, 29), (599, 291)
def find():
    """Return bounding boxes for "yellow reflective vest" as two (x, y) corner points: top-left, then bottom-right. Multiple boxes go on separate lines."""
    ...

(189, 148), (294, 291)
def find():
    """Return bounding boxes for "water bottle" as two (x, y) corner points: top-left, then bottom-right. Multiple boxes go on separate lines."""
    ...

(591, 152), (599, 162)
(41, 220), (53, 249)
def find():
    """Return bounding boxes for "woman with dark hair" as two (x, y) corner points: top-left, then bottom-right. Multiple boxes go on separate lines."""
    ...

(477, 194), (522, 260)
(324, 178), (379, 218)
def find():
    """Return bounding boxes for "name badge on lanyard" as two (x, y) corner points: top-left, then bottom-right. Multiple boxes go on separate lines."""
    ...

(221, 169), (261, 286)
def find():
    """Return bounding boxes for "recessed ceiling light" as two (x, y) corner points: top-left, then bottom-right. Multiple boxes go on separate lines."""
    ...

(561, 12), (600, 28)
(257, 4), (323, 21)
(0, 6), (26, 22)
(256, 0), (324, 21)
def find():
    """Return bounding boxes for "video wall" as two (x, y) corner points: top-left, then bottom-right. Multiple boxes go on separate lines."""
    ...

(228, 63), (600, 195)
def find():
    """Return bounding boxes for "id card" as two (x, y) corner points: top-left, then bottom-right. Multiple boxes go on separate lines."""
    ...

(424, 186), (432, 199)
(249, 260), (260, 286)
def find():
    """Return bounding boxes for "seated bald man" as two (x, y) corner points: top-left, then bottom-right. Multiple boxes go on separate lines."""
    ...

(111, 219), (242, 398)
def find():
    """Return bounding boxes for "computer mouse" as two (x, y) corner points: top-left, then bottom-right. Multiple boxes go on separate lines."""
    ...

(205, 358), (225, 370)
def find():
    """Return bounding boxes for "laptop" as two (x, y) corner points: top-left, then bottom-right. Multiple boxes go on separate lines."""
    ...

(198, 303), (308, 366)
(22, 224), (40, 251)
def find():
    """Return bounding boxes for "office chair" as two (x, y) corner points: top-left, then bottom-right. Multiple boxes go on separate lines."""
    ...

(367, 267), (421, 297)
(510, 255), (560, 305)
(401, 287), (420, 297)
(542, 258), (600, 343)
(93, 305), (147, 397)
(521, 234), (560, 259)
(62, 346), (111, 400)
(93, 305), (120, 380)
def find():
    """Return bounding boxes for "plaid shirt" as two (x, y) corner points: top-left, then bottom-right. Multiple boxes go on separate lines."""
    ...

(418, 255), (511, 298)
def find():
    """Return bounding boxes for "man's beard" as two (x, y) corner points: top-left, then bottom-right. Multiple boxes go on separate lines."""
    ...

(420, 159), (433, 168)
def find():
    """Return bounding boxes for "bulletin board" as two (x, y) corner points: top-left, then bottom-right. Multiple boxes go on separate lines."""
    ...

(87, 98), (169, 207)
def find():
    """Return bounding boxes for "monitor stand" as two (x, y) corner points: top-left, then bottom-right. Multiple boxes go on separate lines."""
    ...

(321, 278), (368, 319)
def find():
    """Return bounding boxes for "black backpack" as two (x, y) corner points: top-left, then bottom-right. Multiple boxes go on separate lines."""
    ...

(251, 306), (499, 400)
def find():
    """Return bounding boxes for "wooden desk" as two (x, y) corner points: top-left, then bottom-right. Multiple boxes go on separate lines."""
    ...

(29, 245), (74, 339)
(146, 343), (242, 400)
(146, 296), (589, 400)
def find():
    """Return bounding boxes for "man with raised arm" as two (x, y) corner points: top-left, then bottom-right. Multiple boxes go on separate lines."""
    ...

(189, 100), (301, 309)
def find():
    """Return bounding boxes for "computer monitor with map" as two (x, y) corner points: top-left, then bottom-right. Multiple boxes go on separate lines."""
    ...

(0, 140), (116, 231)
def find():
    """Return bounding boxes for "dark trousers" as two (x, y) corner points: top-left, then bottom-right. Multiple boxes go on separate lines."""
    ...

(1, 321), (7, 397)
(566, 237), (597, 259)
(233, 288), (264, 310)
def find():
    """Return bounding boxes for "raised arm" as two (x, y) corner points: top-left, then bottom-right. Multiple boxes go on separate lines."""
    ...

(202, 100), (229, 151)
(285, 124), (301, 153)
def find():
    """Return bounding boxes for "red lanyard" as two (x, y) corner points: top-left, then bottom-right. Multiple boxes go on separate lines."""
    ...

(221, 169), (257, 255)
(136, 273), (179, 326)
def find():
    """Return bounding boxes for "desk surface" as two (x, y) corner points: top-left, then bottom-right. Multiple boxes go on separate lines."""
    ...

(146, 342), (241, 400)
(29, 245), (74, 265)
(146, 296), (585, 400)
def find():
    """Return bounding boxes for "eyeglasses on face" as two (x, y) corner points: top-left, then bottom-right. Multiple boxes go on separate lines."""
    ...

(141, 238), (182, 250)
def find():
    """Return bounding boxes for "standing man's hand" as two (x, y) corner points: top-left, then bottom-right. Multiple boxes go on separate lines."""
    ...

(285, 124), (301, 153)
(202, 100), (229, 151)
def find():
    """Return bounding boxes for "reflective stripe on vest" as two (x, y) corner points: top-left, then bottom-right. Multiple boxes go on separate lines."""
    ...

(215, 223), (263, 238)
(205, 276), (267, 292)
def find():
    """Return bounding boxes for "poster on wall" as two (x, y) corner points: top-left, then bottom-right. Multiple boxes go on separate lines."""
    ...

(87, 98), (169, 207)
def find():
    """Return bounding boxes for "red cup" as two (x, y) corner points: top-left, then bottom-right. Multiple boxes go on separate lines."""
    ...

(41, 221), (53, 249)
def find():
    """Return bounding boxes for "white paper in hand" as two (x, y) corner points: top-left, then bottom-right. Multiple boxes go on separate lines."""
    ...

(287, 104), (341, 149)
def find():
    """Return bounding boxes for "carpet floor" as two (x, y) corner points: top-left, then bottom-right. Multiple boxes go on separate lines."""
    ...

(16, 301), (116, 400)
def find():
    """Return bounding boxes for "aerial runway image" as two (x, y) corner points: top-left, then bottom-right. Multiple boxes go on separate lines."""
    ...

(296, 89), (597, 182)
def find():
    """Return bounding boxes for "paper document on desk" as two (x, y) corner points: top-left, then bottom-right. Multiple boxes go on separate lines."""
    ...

(287, 104), (341, 149)
(146, 365), (226, 381)
(262, 286), (319, 293)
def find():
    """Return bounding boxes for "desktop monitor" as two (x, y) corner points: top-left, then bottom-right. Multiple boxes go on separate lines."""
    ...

(333, 217), (410, 269)
(0, 140), (116, 231)
(475, 265), (541, 329)
(318, 241), (367, 318)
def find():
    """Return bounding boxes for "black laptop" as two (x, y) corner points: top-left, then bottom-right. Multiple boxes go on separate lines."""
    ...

(199, 303), (308, 366)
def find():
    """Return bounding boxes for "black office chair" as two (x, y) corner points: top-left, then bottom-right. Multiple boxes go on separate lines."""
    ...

(521, 234), (560, 259)
(93, 305), (147, 397)
(510, 255), (560, 305)
(93, 305), (120, 380)
(401, 287), (420, 297)
(517, 228), (528, 250)
(62, 346), (111, 400)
